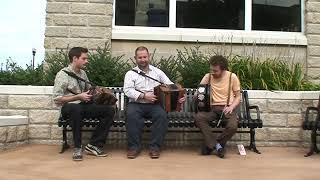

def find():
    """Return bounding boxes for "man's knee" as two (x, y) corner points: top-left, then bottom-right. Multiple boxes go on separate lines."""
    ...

(226, 115), (238, 132)
(126, 104), (140, 117)
(62, 103), (81, 116)
(153, 107), (167, 120)
(194, 112), (209, 127)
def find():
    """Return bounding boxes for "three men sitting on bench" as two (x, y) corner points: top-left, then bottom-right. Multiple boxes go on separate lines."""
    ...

(53, 46), (240, 160)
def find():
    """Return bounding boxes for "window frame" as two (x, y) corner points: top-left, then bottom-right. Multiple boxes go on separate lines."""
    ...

(111, 0), (306, 45)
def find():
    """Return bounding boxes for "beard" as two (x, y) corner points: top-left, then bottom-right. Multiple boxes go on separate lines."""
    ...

(138, 62), (148, 69)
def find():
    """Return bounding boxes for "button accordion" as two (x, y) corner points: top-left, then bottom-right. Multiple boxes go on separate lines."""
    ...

(154, 84), (185, 112)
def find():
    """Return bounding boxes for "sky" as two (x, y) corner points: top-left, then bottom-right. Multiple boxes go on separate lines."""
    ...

(0, 0), (46, 68)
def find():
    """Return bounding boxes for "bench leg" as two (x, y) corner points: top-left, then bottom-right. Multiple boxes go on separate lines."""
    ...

(246, 128), (261, 154)
(304, 130), (319, 157)
(59, 127), (70, 154)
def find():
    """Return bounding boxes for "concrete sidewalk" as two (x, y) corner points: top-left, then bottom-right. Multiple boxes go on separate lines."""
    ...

(0, 145), (319, 180)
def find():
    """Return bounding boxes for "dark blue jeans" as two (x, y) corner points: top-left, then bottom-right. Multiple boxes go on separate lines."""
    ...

(126, 103), (168, 151)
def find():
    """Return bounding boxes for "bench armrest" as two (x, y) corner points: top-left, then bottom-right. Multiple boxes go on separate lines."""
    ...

(305, 106), (319, 122)
(248, 105), (261, 120)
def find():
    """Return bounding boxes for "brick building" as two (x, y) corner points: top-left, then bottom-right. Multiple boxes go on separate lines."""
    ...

(45, 0), (320, 82)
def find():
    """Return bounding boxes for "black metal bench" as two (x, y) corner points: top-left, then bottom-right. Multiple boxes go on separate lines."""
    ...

(58, 88), (263, 154)
(302, 96), (320, 157)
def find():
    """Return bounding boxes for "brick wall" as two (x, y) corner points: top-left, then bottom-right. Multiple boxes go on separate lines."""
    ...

(306, 0), (320, 82)
(45, 0), (113, 52)
(0, 115), (28, 150)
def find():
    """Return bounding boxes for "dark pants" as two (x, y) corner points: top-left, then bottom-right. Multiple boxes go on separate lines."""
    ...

(126, 103), (168, 151)
(195, 105), (238, 149)
(61, 103), (115, 148)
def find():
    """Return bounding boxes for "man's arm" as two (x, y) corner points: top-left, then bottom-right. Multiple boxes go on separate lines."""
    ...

(224, 74), (241, 114)
(123, 71), (144, 101)
(55, 93), (91, 105)
(53, 71), (91, 105)
(199, 73), (210, 84)
(229, 90), (241, 110)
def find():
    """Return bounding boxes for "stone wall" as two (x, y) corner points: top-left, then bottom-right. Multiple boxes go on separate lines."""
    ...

(306, 0), (320, 83)
(45, 0), (113, 52)
(0, 116), (28, 151)
(0, 85), (319, 148)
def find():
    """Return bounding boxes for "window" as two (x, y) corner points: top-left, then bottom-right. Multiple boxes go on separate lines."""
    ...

(115, 0), (169, 27)
(114, 0), (302, 32)
(252, 0), (301, 32)
(113, 0), (305, 45)
(176, 0), (245, 30)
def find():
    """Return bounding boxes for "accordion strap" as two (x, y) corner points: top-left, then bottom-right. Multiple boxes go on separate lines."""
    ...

(62, 70), (95, 86)
(131, 69), (164, 85)
(226, 72), (232, 106)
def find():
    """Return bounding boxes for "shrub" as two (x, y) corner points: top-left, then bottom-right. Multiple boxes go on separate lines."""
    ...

(41, 45), (131, 87)
(0, 59), (44, 85)
(42, 49), (69, 85)
(147, 49), (180, 83)
(229, 55), (307, 91)
(176, 46), (209, 88)
(1, 45), (319, 91)
(86, 46), (132, 87)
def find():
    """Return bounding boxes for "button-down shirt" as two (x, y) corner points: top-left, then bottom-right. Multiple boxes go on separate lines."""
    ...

(123, 65), (173, 103)
(53, 64), (91, 105)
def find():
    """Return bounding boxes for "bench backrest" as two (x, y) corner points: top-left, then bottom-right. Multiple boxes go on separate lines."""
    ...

(109, 87), (250, 120)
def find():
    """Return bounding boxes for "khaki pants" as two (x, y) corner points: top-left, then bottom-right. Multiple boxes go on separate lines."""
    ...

(195, 105), (238, 148)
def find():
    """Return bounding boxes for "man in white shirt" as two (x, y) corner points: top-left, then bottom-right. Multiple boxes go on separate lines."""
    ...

(124, 46), (185, 159)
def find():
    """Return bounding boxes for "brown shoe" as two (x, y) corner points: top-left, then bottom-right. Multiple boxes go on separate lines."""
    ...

(127, 149), (139, 159)
(149, 149), (160, 159)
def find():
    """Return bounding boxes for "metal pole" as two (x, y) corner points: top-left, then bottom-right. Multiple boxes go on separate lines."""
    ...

(32, 48), (36, 69)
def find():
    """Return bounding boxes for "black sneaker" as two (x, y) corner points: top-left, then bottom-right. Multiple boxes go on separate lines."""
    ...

(216, 147), (225, 158)
(73, 147), (83, 161)
(85, 144), (107, 157)
(200, 145), (213, 155)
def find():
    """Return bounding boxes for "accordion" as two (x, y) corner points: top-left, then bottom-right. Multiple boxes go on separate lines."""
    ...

(195, 84), (211, 112)
(154, 84), (185, 112)
(89, 87), (118, 106)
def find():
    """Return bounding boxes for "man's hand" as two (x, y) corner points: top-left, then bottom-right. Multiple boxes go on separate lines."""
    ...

(178, 96), (186, 104)
(223, 106), (234, 115)
(95, 86), (103, 94)
(77, 90), (92, 102)
(144, 92), (157, 103)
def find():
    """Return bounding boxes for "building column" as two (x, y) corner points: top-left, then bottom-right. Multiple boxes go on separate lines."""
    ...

(306, 0), (320, 83)
(44, 0), (113, 52)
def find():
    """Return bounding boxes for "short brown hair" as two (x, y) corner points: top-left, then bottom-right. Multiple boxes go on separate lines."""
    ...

(209, 55), (228, 70)
(68, 47), (88, 63)
(135, 46), (149, 56)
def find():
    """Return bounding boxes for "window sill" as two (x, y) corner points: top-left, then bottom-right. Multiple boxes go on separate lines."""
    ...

(111, 27), (307, 46)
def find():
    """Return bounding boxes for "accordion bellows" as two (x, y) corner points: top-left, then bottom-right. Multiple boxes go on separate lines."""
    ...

(154, 84), (185, 112)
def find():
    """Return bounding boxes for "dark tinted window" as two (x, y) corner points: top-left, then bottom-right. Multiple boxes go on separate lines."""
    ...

(252, 0), (301, 32)
(115, 0), (169, 27)
(176, 0), (245, 30)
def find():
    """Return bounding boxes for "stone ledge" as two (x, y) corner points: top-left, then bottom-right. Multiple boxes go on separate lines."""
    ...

(248, 90), (319, 100)
(0, 85), (53, 95)
(0, 116), (28, 127)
